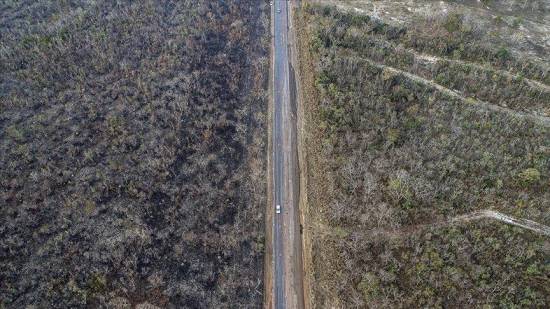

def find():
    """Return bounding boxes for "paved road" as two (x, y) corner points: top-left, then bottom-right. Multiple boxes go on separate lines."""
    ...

(272, 1), (304, 308)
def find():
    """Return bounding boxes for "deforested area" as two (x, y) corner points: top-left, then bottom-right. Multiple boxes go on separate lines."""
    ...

(297, 1), (549, 307)
(0, 1), (269, 308)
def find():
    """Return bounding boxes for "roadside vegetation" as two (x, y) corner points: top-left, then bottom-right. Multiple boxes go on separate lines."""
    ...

(0, 1), (269, 307)
(297, 2), (549, 307)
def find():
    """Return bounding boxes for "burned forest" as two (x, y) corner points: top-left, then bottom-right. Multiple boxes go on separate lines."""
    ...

(1, 1), (269, 307)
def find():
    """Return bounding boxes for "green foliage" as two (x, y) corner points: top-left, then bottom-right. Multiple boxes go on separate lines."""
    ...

(106, 115), (124, 136)
(349, 14), (370, 27)
(310, 33), (323, 52)
(315, 70), (333, 87)
(387, 177), (414, 209)
(443, 13), (463, 33)
(516, 168), (541, 187)
(512, 17), (523, 29)
(6, 125), (25, 143)
(333, 226), (349, 238)
(434, 73), (448, 85)
(327, 83), (340, 98)
(496, 47), (510, 61)
(386, 128), (400, 144)
(525, 263), (541, 276)
(87, 273), (106, 295)
(358, 273), (380, 300)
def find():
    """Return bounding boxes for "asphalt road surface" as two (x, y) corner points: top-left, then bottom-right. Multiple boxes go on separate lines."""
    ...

(272, 1), (304, 308)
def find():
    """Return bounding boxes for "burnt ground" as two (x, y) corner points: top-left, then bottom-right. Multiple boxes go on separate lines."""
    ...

(0, 0), (269, 308)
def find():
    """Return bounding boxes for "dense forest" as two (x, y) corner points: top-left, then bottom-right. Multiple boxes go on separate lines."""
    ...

(298, 2), (549, 307)
(0, 0), (269, 307)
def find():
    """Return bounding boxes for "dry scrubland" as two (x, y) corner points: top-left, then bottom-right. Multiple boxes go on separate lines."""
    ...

(1, 0), (269, 307)
(298, 1), (549, 307)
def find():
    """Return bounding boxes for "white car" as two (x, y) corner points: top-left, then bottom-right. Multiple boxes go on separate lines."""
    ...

(276, 204), (281, 214)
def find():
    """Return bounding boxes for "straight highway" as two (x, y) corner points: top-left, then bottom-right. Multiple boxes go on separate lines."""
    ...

(271, 0), (304, 308)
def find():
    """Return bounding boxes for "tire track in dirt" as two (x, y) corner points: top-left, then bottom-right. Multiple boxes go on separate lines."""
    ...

(315, 209), (550, 241)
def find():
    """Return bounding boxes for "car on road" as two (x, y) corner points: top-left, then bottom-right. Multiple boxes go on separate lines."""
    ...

(277, 8), (281, 13)
(276, 204), (281, 214)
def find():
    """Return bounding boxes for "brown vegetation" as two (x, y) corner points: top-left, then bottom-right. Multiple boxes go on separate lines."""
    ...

(297, 2), (549, 307)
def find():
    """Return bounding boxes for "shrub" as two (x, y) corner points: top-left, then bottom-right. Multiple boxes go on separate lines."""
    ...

(358, 273), (380, 300)
(6, 125), (25, 143)
(387, 177), (413, 208)
(496, 47), (510, 61)
(512, 17), (523, 29)
(387, 128), (400, 144)
(517, 168), (541, 187)
(87, 274), (106, 294)
(333, 226), (349, 238)
(443, 14), (462, 33)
